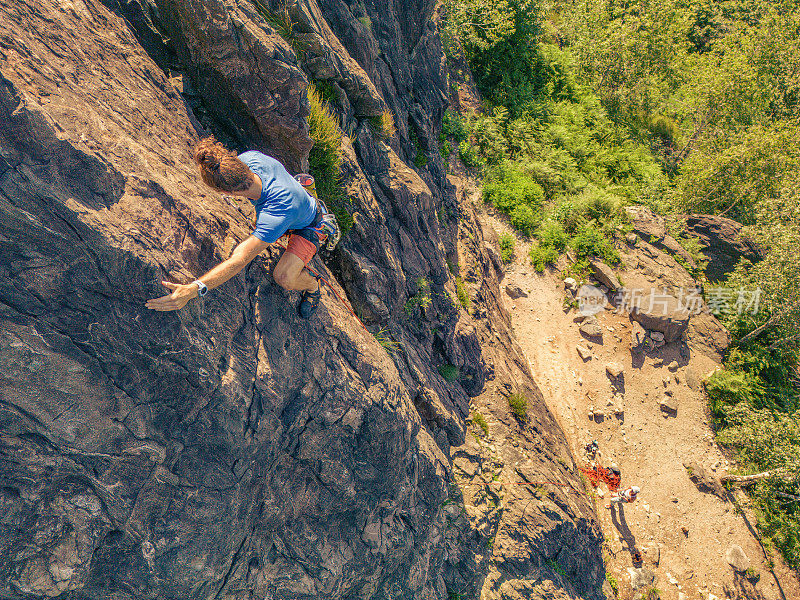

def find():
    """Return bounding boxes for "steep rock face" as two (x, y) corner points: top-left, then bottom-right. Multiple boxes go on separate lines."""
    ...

(0, 0), (603, 599)
(100, 0), (314, 171)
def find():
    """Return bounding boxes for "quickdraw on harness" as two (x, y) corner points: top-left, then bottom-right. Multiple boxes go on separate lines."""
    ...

(579, 465), (622, 493)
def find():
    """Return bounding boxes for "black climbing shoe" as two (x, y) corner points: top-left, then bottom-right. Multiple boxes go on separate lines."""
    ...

(298, 285), (321, 319)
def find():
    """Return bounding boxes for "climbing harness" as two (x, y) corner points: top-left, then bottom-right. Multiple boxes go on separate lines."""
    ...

(294, 174), (341, 255)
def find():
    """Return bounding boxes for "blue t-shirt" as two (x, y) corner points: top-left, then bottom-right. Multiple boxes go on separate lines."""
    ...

(238, 151), (317, 243)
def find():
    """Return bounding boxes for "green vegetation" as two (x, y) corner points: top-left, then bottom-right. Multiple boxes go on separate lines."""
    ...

(358, 16), (372, 32)
(606, 574), (618, 596)
(640, 588), (661, 600)
(546, 558), (568, 579)
(745, 567), (761, 583)
(455, 277), (472, 312)
(473, 410), (490, 436)
(373, 327), (400, 355)
(410, 127), (428, 168)
(498, 232), (515, 263)
(253, 0), (309, 58)
(507, 392), (528, 421)
(441, 0), (800, 570)
(307, 85), (353, 233)
(458, 140), (483, 170)
(438, 364), (461, 382)
(529, 244), (558, 272)
(404, 276), (433, 314)
(367, 110), (396, 140)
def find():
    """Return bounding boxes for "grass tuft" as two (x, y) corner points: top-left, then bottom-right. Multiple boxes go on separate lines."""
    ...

(367, 109), (396, 140)
(438, 364), (461, 382)
(473, 411), (490, 436)
(373, 327), (400, 354)
(307, 84), (353, 233)
(508, 392), (528, 421)
(455, 277), (472, 312)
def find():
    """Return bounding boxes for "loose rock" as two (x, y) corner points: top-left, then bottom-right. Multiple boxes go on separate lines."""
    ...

(627, 567), (656, 590)
(725, 544), (750, 572)
(505, 284), (528, 299)
(580, 322), (603, 338)
(660, 396), (678, 415)
(590, 260), (620, 291)
(628, 291), (691, 342)
(576, 345), (593, 361)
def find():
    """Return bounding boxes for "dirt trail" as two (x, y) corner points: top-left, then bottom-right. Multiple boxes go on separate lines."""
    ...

(481, 211), (800, 600)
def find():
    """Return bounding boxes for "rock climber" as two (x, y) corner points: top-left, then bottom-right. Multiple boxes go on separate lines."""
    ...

(607, 485), (640, 508)
(146, 137), (333, 318)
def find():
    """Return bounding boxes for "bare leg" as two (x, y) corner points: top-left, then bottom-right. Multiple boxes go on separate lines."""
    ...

(273, 251), (319, 292)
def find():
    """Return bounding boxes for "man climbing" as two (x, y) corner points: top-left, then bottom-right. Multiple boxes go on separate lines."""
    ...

(146, 137), (332, 318)
(607, 485), (640, 509)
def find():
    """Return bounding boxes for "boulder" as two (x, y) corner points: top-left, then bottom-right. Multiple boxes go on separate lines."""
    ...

(628, 292), (691, 342)
(580, 322), (603, 339)
(576, 345), (593, 361)
(625, 206), (696, 266)
(505, 284), (528, 299)
(660, 396), (678, 415)
(725, 544), (750, 572)
(590, 260), (619, 291)
(684, 461), (726, 497)
(684, 214), (765, 282)
(627, 567), (656, 590)
(606, 363), (624, 378)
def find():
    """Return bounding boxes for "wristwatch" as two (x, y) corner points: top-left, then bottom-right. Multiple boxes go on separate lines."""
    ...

(193, 280), (208, 297)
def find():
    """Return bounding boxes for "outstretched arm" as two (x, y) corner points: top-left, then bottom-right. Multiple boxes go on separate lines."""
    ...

(145, 235), (268, 311)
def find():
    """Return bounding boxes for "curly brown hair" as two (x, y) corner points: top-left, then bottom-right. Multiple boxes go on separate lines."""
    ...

(193, 136), (253, 192)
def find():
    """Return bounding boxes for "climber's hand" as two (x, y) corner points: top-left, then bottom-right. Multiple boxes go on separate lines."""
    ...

(145, 281), (198, 311)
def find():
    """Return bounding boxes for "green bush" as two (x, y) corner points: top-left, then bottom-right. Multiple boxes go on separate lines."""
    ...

(440, 139), (453, 158)
(373, 327), (400, 355)
(530, 245), (559, 271)
(499, 233), (516, 263)
(439, 364), (461, 382)
(473, 411), (490, 436)
(705, 369), (766, 422)
(536, 220), (568, 251)
(367, 110), (396, 140)
(483, 168), (545, 235)
(442, 109), (468, 142)
(606, 574), (619, 595)
(570, 223), (620, 264)
(405, 276), (432, 314)
(508, 392), (528, 421)
(458, 141), (484, 169)
(509, 204), (541, 236)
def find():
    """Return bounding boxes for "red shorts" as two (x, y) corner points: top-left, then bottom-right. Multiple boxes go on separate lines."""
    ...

(285, 231), (325, 265)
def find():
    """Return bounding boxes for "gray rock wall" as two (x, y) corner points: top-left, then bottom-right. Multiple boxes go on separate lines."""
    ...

(0, 1), (603, 598)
